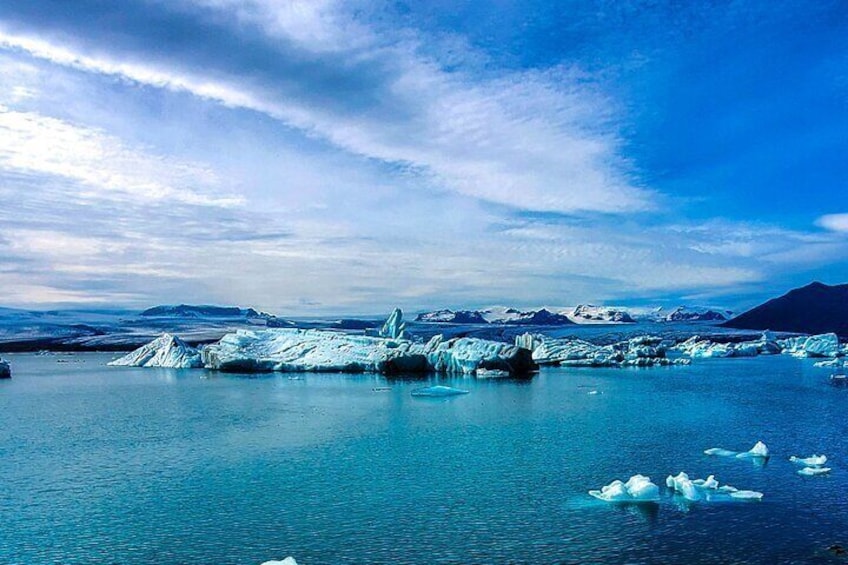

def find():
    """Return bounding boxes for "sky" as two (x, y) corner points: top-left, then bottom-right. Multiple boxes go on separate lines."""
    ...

(0, 0), (846, 315)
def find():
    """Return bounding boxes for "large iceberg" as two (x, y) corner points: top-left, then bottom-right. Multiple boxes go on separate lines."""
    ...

(530, 335), (687, 368)
(674, 332), (781, 359)
(107, 333), (203, 368)
(0, 357), (9, 379)
(589, 475), (661, 503)
(197, 327), (534, 375)
(778, 333), (841, 358)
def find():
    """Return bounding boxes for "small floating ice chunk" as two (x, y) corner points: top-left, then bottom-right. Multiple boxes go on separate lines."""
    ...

(587, 390), (599, 395)
(790, 454), (827, 466)
(798, 466), (831, 476)
(729, 490), (764, 500)
(665, 472), (701, 501)
(261, 559), (298, 565)
(735, 441), (769, 459)
(411, 385), (469, 397)
(704, 448), (738, 457)
(589, 475), (660, 503)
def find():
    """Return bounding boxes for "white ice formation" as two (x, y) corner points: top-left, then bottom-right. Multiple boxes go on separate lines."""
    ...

(665, 472), (762, 502)
(260, 559), (298, 565)
(790, 454), (827, 466)
(529, 335), (687, 368)
(378, 308), (408, 339)
(704, 441), (769, 459)
(589, 475), (661, 503)
(798, 466), (831, 476)
(107, 333), (203, 368)
(410, 385), (470, 397)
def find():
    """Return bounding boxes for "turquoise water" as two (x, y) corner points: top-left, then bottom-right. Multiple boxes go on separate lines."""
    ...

(1, 353), (847, 564)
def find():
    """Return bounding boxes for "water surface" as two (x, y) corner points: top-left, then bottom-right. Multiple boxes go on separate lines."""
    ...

(1, 353), (846, 564)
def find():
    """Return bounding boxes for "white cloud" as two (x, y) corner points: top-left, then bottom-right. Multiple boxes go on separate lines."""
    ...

(0, 105), (242, 207)
(0, 15), (651, 214)
(816, 213), (848, 233)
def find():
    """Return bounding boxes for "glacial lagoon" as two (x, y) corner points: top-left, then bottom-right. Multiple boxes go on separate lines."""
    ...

(1, 353), (847, 564)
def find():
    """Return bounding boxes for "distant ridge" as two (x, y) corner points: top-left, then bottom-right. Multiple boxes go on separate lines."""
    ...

(723, 282), (848, 336)
(140, 304), (265, 318)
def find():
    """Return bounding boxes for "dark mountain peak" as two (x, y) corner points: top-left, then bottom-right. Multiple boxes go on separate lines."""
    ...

(724, 282), (848, 336)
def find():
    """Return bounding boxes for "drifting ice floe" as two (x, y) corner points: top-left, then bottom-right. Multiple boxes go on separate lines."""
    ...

(790, 454), (827, 466)
(108, 333), (202, 368)
(665, 472), (762, 502)
(798, 466), (831, 476)
(260, 559), (298, 565)
(589, 475), (660, 503)
(0, 357), (9, 378)
(704, 441), (769, 459)
(410, 385), (469, 397)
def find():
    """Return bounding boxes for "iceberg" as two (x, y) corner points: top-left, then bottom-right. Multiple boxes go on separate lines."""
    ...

(531, 335), (683, 368)
(798, 466), (831, 476)
(410, 385), (469, 397)
(674, 332), (781, 359)
(666, 472), (762, 502)
(0, 357), (9, 379)
(778, 333), (841, 358)
(790, 454), (827, 466)
(378, 308), (408, 340)
(107, 333), (203, 368)
(260, 559), (298, 565)
(198, 325), (534, 376)
(589, 475), (660, 503)
(736, 441), (770, 459)
(704, 441), (769, 459)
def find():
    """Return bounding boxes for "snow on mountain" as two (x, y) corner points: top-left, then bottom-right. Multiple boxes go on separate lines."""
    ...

(664, 306), (730, 322)
(568, 305), (636, 324)
(414, 309), (488, 324)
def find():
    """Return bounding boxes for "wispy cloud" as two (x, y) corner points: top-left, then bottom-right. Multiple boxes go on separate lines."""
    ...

(0, 8), (650, 214)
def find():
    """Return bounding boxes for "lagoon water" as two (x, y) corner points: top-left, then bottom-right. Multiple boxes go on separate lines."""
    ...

(1, 352), (847, 564)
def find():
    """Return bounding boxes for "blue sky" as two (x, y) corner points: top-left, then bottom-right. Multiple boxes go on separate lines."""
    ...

(0, 0), (846, 314)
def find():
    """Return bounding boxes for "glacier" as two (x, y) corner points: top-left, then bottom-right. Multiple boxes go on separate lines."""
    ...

(0, 357), (9, 378)
(107, 333), (203, 368)
(589, 475), (661, 503)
